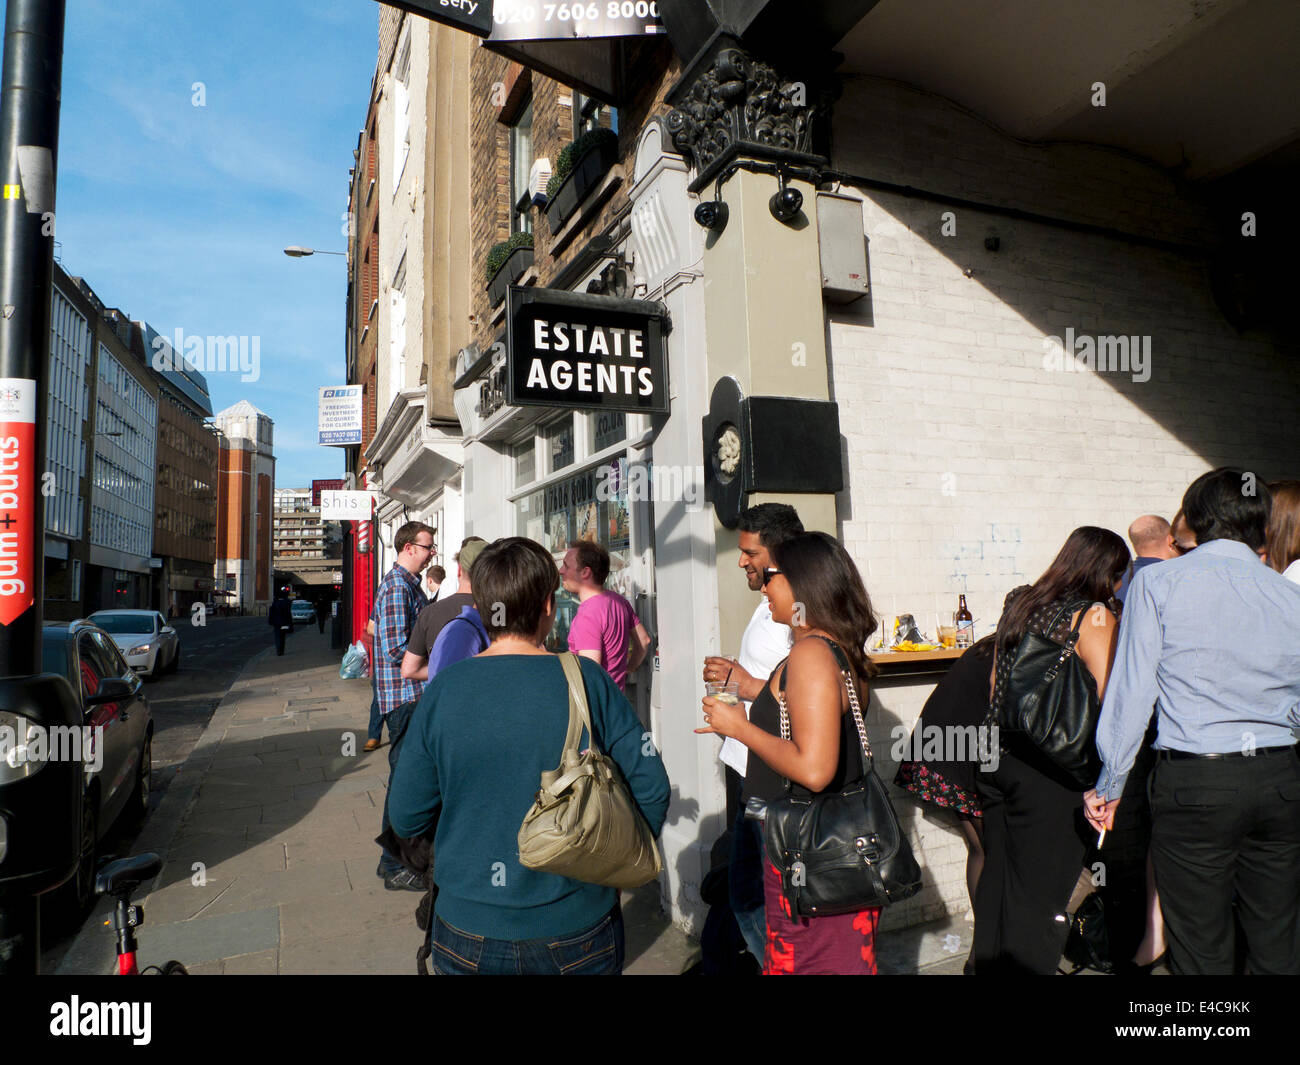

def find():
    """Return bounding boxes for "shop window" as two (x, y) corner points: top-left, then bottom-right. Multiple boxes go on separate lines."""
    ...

(591, 410), (626, 454)
(392, 31), (412, 190)
(513, 437), (536, 488)
(544, 417), (574, 474)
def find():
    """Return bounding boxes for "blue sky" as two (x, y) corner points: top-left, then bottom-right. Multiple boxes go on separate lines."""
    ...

(54, 0), (377, 487)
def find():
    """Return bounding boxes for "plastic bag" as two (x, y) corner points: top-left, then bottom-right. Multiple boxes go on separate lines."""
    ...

(340, 640), (369, 679)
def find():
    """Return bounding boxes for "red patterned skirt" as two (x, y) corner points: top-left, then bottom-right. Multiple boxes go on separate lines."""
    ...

(763, 861), (881, 975)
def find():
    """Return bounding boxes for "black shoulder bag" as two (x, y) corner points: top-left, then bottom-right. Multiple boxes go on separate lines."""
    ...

(762, 637), (923, 917)
(996, 598), (1102, 789)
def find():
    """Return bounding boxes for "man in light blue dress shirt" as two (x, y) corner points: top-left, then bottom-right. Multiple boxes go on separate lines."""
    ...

(1085, 469), (1300, 974)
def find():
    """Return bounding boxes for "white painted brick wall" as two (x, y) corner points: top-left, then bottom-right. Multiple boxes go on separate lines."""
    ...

(828, 79), (1300, 930)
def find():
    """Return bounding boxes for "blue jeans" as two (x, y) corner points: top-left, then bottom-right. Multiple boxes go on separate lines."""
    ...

(431, 906), (625, 975)
(730, 806), (767, 963)
(378, 700), (417, 875)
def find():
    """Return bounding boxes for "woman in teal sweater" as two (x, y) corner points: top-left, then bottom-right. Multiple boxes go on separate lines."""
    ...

(390, 536), (670, 975)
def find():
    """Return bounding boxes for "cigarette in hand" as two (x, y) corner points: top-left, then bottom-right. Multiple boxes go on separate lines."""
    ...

(1096, 828), (1106, 848)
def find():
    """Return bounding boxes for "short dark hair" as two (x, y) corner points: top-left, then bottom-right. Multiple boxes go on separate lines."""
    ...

(1181, 468), (1272, 551)
(737, 503), (804, 549)
(394, 521), (435, 555)
(426, 565), (446, 585)
(568, 539), (610, 585)
(472, 537), (560, 639)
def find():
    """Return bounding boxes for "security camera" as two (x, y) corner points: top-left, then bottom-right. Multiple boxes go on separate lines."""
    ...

(694, 199), (729, 231)
(769, 185), (803, 223)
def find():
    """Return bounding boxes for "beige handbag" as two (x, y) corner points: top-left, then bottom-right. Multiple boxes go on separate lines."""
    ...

(517, 654), (662, 889)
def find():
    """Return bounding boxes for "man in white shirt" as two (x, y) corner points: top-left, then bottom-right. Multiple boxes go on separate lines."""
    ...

(702, 503), (803, 964)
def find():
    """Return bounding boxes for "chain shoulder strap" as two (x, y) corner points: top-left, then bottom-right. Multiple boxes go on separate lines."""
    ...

(776, 639), (873, 778)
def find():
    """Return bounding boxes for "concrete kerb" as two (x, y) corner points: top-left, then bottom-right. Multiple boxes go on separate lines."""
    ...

(55, 647), (275, 974)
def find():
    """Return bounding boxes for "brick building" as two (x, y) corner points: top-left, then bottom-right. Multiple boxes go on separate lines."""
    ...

(213, 400), (276, 613)
(355, 1), (1300, 938)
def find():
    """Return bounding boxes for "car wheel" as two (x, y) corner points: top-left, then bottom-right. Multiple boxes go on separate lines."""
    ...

(61, 792), (98, 917)
(126, 731), (152, 827)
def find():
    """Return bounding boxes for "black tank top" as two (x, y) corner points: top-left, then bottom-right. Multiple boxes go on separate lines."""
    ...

(742, 638), (866, 804)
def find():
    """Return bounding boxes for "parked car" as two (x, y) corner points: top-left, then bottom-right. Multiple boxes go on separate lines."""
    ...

(41, 620), (154, 913)
(86, 610), (180, 678)
(290, 599), (315, 623)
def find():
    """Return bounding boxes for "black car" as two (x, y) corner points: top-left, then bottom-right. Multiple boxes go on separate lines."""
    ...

(41, 620), (154, 912)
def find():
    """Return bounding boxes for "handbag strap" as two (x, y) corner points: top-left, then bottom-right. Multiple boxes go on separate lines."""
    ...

(558, 652), (596, 755)
(776, 636), (872, 784)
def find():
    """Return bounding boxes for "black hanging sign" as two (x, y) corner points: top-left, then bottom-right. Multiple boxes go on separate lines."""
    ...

(488, 0), (665, 41)
(506, 287), (669, 414)
(378, 1), (495, 38)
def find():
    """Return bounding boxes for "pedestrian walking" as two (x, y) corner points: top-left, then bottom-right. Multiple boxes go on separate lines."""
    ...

(975, 526), (1127, 974)
(401, 537), (487, 683)
(389, 537), (670, 974)
(699, 531), (884, 974)
(316, 600), (327, 634)
(559, 539), (651, 691)
(268, 589), (293, 655)
(1086, 469), (1300, 975)
(372, 520), (435, 891)
(700, 502), (802, 965)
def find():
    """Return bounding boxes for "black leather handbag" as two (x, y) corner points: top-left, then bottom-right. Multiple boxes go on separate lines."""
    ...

(996, 598), (1102, 789)
(762, 638), (923, 917)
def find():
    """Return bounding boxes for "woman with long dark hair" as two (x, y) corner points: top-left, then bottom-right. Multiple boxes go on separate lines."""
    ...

(974, 526), (1129, 974)
(698, 531), (882, 974)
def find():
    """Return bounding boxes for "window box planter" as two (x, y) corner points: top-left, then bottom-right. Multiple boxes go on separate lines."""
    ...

(545, 133), (619, 234)
(486, 237), (534, 307)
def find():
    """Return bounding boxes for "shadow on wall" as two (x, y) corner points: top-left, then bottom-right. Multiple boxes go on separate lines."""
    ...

(826, 79), (1300, 483)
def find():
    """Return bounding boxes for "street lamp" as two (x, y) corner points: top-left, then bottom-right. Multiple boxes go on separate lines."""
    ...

(283, 246), (346, 258)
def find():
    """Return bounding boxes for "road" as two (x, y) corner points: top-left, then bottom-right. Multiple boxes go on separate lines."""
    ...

(39, 613), (302, 962)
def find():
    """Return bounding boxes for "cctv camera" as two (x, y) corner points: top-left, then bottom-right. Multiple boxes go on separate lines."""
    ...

(694, 199), (729, 231)
(769, 186), (803, 223)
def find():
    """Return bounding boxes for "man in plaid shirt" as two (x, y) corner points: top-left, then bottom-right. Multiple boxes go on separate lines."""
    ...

(373, 520), (436, 889)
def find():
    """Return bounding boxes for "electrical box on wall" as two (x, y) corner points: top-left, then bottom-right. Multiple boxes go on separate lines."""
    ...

(817, 192), (869, 305)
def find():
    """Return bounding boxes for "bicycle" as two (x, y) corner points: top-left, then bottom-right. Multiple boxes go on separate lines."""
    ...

(94, 853), (189, 975)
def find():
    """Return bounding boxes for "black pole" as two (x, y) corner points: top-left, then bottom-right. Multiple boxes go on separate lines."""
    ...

(0, 0), (68, 975)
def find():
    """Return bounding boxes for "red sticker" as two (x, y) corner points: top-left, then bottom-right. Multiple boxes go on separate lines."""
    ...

(0, 379), (36, 626)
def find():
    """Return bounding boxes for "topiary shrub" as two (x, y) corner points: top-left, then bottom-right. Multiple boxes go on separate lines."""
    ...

(545, 127), (618, 200)
(484, 230), (534, 282)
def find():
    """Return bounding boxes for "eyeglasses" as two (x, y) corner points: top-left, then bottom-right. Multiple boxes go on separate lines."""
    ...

(412, 541), (434, 553)
(761, 567), (782, 587)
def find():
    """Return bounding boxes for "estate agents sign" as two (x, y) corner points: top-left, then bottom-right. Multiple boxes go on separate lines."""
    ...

(506, 287), (668, 414)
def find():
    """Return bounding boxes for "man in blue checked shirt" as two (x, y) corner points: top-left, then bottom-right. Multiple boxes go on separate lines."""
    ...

(1085, 469), (1300, 975)
(372, 520), (435, 890)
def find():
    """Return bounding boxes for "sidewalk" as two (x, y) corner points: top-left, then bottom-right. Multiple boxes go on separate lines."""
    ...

(57, 626), (967, 975)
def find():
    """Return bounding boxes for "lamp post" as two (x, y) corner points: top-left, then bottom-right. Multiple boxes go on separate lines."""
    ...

(283, 246), (346, 257)
(0, 0), (82, 976)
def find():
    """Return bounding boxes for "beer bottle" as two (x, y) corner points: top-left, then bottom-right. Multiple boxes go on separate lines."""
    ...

(956, 594), (973, 647)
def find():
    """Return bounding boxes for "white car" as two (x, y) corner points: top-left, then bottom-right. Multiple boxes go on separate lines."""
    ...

(87, 610), (181, 678)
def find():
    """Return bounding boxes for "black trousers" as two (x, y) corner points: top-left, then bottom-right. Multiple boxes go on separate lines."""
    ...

(973, 746), (1088, 974)
(1150, 748), (1300, 975)
(273, 628), (287, 655)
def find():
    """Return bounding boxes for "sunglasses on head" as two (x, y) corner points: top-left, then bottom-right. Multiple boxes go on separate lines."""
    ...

(761, 567), (782, 587)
